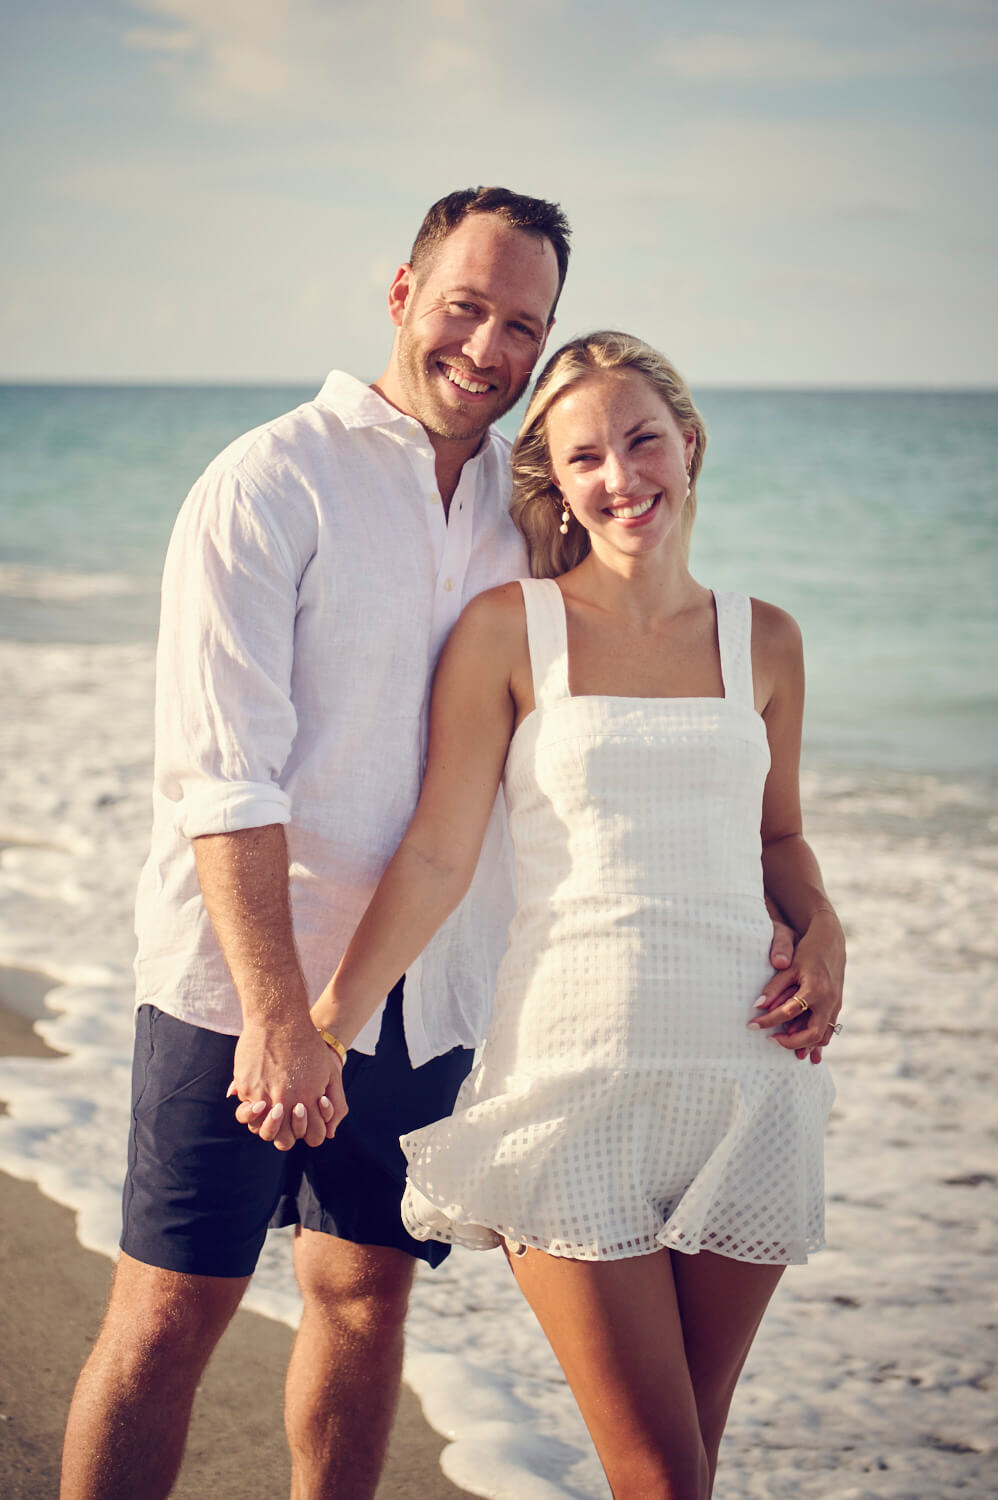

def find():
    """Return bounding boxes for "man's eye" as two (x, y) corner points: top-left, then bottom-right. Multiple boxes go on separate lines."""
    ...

(451, 302), (477, 314)
(511, 323), (539, 340)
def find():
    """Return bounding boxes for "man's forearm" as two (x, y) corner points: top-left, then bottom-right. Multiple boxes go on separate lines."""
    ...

(193, 823), (311, 1026)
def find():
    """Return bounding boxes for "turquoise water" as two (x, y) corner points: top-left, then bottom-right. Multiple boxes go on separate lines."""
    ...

(2, 382), (995, 774)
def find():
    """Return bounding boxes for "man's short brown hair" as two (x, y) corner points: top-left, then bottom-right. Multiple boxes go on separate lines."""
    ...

(409, 187), (572, 319)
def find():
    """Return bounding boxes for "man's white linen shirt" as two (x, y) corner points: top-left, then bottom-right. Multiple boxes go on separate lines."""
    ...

(134, 371), (527, 1065)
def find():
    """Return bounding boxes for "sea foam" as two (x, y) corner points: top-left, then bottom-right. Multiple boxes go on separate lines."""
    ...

(1, 639), (995, 1497)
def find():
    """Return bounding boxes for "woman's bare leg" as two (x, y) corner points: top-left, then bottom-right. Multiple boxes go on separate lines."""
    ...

(507, 1245), (709, 1500)
(671, 1251), (784, 1489)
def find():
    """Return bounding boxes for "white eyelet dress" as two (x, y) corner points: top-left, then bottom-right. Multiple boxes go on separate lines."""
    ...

(401, 580), (835, 1264)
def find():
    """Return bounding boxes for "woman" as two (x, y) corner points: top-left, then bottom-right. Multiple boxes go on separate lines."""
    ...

(256, 332), (844, 1498)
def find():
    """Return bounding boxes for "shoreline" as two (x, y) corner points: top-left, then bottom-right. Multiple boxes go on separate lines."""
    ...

(0, 970), (470, 1500)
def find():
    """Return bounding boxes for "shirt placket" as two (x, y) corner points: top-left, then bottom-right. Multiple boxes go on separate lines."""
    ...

(437, 466), (477, 630)
(400, 434), (479, 662)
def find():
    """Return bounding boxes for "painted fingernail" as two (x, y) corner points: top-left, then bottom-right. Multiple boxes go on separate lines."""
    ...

(319, 1096), (332, 1111)
(250, 1100), (268, 1116)
(226, 1081), (237, 1097)
(753, 996), (768, 1009)
(293, 1103), (306, 1120)
(270, 1103), (284, 1121)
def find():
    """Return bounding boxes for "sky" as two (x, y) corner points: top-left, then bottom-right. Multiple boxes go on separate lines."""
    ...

(2, 0), (996, 387)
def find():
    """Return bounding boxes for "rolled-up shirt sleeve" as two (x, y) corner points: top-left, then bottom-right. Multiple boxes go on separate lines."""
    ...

(153, 456), (316, 839)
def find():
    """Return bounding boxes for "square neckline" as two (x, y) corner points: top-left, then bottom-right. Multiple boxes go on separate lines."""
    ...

(557, 583), (728, 707)
(508, 583), (769, 757)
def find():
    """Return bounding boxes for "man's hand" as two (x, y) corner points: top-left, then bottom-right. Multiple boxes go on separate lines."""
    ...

(749, 911), (845, 1064)
(227, 1017), (348, 1149)
(767, 915), (796, 975)
(193, 826), (349, 1148)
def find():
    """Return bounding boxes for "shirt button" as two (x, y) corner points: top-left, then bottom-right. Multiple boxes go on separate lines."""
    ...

(428, 492), (441, 505)
(443, 578), (454, 591)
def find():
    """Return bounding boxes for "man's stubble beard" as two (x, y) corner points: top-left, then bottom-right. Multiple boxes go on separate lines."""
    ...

(395, 330), (527, 443)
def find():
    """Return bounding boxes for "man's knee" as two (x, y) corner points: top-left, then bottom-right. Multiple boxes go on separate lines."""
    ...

(96, 1254), (248, 1377)
(295, 1232), (415, 1337)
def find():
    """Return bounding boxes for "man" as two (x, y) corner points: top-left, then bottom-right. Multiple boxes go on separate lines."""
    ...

(61, 186), (805, 1499)
(60, 187), (570, 1500)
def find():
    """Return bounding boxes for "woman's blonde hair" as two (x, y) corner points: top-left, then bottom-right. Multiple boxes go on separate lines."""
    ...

(510, 331), (708, 579)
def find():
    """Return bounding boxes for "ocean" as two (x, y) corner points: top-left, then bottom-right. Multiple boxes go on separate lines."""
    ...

(1, 382), (995, 1497)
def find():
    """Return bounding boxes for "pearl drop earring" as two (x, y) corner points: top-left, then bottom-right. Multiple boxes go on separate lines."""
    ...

(560, 503), (571, 535)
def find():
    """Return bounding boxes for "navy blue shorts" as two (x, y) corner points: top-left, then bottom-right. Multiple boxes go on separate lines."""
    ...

(120, 983), (472, 1278)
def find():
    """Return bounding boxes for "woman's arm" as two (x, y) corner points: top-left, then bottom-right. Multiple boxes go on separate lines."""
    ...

(747, 602), (846, 1059)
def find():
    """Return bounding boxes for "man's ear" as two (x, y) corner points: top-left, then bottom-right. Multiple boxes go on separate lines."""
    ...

(387, 264), (416, 328)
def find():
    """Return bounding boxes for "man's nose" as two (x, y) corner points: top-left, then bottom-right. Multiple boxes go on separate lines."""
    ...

(463, 316), (503, 371)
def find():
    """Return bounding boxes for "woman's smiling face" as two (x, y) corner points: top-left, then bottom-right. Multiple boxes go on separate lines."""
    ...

(545, 370), (696, 560)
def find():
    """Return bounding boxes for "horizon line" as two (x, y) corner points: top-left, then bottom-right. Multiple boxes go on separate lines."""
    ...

(2, 377), (996, 396)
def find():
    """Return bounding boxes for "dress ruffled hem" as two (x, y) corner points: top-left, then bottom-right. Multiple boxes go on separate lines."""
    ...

(400, 1179), (824, 1266)
(400, 1061), (833, 1267)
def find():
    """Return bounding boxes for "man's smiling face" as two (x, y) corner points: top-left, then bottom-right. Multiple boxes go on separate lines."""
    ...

(385, 213), (560, 445)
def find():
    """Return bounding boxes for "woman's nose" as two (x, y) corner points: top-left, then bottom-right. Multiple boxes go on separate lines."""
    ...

(602, 449), (637, 495)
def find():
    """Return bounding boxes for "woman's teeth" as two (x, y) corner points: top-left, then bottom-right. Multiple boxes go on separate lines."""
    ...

(609, 495), (657, 520)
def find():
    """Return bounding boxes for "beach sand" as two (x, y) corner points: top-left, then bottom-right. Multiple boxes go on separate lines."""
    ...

(0, 972), (470, 1500)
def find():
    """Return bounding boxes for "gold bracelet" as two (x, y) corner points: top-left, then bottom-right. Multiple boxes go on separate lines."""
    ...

(314, 1026), (348, 1067)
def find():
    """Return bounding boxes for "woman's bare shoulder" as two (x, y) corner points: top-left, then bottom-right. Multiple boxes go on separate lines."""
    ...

(750, 596), (803, 662)
(457, 581), (529, 635)
(438, 583), (530, 674)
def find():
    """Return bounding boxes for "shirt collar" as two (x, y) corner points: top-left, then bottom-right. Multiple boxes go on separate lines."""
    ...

(314, 371), (503, 469)
(315, 370), (406, 430)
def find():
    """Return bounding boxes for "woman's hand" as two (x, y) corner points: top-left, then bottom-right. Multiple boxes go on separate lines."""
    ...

(747, 911), (845, 1063)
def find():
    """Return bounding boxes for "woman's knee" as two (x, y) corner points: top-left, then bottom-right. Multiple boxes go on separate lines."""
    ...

(604, 1438), (709, 1500)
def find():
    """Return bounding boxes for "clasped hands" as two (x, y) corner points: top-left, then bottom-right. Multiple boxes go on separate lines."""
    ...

(227, 1012), (349, 1152)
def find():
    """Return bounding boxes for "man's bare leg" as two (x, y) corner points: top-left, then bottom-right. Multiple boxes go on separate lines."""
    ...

(286, 1229), (416, 1500)
(60, 1252), (250, 1500)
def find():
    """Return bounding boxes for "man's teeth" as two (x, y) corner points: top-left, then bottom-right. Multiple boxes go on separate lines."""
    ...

(443, 366), (491, 394)
(610, 495), (657, 520)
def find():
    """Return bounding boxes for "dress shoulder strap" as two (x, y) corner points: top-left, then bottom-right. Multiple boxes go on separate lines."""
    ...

(714, 591), (756, 709)
(517, 578), (571, 708)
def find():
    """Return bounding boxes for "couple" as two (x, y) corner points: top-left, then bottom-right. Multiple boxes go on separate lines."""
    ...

(62, 187), (844, 1500)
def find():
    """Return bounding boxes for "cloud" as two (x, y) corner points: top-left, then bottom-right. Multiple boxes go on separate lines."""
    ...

(552, 112), (938, 228)
(118, 0), (528, 120)
(122, 26), (197, 54)
(653, 26), (998, 81)
(121, 0), (340, 111)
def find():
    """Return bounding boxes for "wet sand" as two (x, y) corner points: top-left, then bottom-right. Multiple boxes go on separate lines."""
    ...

(0, 975), (469, 1499)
